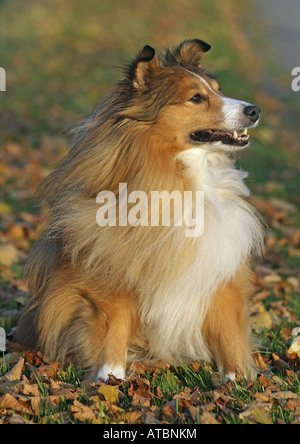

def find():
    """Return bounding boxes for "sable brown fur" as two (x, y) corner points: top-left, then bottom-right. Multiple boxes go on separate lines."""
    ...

(15, 40), (263, 380)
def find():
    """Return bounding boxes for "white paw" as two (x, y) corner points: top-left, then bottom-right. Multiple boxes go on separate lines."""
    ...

(95, 364), (126, 382)
(224, 372), (236, 382)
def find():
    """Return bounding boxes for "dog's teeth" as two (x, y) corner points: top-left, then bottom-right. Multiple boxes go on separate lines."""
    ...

(233, 130), (238, 139)
(242, 128), (248, 135)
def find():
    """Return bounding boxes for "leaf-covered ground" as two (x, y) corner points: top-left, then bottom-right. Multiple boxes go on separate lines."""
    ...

(0, 0), (300, 424)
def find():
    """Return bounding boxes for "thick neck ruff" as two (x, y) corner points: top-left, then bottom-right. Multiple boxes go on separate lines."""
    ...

(137, 148), (264, 364)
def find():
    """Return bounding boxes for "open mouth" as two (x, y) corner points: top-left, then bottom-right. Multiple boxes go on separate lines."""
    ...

(190, 129), (250, 147)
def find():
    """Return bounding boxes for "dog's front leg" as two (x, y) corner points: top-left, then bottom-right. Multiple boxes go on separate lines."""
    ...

(203, 263), (256, 381)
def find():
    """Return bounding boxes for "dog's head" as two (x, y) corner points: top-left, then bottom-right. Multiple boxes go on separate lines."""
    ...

(122, 39), (260, 153)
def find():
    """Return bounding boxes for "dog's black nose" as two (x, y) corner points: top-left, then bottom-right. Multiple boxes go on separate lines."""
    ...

(244, 105), (260, 123)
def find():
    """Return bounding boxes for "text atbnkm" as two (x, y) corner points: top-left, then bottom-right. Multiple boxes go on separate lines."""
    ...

(0, 68), (6, 92)
(292, 67), (300, 92)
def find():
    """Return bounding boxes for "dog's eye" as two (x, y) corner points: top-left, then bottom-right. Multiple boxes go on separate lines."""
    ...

(189, 94), (205, 104)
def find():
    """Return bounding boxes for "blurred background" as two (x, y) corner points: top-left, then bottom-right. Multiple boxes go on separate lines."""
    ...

(0, 0), (299, 329)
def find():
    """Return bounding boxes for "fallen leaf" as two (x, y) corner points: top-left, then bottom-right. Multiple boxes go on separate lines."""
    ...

(124, 410), (145, 423)
(263, 275), (282, 284)
(251, 309), (281, 331)
(270, 391), (300, 403)
(71, 400), (97, 422)
(6, 224), (26, 240)
(254, 353), (268, 371)
(211, 372), (226, 388)
(173, 390), (193, 410)
(0, 379), (20, 394)
(161, 400), (177, 422)
(9, 414), (34, 424)
(145, 413), (161, 424)
(0, 202), (12, 215)
(187, 405), (201, 421)
(239, 402), (273, 424)
(34, 362), (60, 381)
(270, 198), (297, 213)
(98, 385), (119, 404)
(1, 352), (23, 366)
(288, 353), (300, 370)
(254, 392), (271, 403)
(0, 244), (19, 266)
(21, 381), (41, 397)
(199, 411), (219, 424)
(271, 353), (289, 370)
(3, 357), (24, 381)
(286, 399), (300, 411)
(0, 392), (34, 415)
(288, 333), (300, 358)
(127, 378), (151, 407)
(258, 374), (270, 388)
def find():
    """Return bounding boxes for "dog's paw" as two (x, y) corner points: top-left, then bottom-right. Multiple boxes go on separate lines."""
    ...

(224, 372), (236, 382)
(94, 364), (126, 383)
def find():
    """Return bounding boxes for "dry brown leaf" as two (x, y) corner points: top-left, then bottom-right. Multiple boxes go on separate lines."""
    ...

(145, 413), (161, 424)
(155, 386), (164, 399)
(6, 224), (26, 240)
(161, 400), (177, 422)
(0, 392), (34, 415)
(254, 352), (268, 371)
(49, 389), (76, 405)
(254, 392), (271, 403)
(127, 360), (168, 376)
(173, 390), (193, 410)
(92, 399), (123, 417)
(9, 414), (34, 424)
(239, 405), (273, 424)
(49, 378), (62, 393)
(21, 382), (41, 397)
(271, 353), (289, 370)
(25, 351), (45, 367)
(124, 410), (145, 423)
(1, 352), (23, 366)
(286, 399), (300, 411)
(127, 378), (151, 407)
(211, 372), (226, 388)
(0, 243), (19, 266)
(258, 374), (270, 388)
(34, 362), (60, 381)
(270, 391), (300, 403)
(0, 380), (20, 394)
(199, 411), (219, 424)
(71, 400), (97, 422)
(3, 357), (24, 381)
(251, 309), (281, 331)
(187, 405), (201, 421)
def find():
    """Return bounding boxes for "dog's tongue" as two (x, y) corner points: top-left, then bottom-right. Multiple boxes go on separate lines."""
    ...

(213, 130), (233, 137)
(190, 128), (249, 147)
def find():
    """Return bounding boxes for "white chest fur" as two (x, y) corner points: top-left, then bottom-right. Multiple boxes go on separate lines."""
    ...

(139, 148), (263, 364)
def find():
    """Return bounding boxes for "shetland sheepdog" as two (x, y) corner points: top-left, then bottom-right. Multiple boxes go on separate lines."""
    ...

(15, 39), (264, 382)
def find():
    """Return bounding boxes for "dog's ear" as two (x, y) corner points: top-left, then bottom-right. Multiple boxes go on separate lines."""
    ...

(129, 45), (158, 89)
(173, 39), (211, 66)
